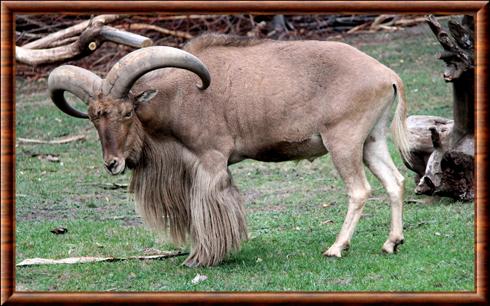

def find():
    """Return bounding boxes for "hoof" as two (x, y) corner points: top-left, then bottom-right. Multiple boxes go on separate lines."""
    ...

(382, 238), (404, 254)
(183, 259), (198, 268)
(323, 244), (347, 258)
(182, 256), (204, 268)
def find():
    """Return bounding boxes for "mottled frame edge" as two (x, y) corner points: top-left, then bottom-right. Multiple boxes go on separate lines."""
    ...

(1, 1), (488, 305)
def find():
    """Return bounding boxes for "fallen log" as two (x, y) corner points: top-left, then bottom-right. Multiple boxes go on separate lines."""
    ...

(405, 115), (454, 182)
(406, 115), (473, 201)
(414, 131), (474, 201)
(22, 14), (121, 49)
(16, 16), (152, 66)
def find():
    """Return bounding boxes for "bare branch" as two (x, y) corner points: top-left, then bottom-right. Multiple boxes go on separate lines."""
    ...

(100, 26), (153, 48)
(48, 36), (79, 48)
(17, 135), (86, 145)
(16, 22), (152, 66)
(22, 14), (121, 49)
(124, 23), (193, 40)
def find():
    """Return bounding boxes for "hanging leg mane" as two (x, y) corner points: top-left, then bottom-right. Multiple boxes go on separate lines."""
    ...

(129, 139), (247, 267)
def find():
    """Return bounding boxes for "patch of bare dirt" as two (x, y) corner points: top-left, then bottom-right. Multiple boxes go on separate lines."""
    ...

(16, 191), (142, 227)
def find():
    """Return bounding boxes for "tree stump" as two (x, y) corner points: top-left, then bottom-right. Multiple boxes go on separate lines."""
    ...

(406, 115), (474, 201)
(405, 115), (453, 182)
(404, 15), (474, 201)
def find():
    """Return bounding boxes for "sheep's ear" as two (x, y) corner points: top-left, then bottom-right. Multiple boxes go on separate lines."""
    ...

(135, 90), (158, 104)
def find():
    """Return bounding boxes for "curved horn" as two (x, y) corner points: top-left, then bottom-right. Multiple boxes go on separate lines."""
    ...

(48, 65), (102, 119)
(102, 46), (211, 99)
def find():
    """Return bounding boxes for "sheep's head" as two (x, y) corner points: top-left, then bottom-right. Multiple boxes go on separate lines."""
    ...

(48, 46), (210, 175)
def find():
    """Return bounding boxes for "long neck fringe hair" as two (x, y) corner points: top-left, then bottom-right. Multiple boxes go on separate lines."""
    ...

(129, 137), (248, 267)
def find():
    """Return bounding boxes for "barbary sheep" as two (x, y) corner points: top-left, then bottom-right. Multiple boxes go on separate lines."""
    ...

(48, 34), (410, 267)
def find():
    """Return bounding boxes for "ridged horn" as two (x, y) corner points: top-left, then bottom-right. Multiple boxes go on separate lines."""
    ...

(102, 46), (210, 98)
(48, 65), (102, 119)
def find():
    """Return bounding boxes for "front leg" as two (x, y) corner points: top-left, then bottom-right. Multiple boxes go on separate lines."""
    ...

(184, 151), (248, 267)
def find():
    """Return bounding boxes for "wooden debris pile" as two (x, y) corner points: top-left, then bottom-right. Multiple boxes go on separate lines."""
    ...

(404, 15), (474, 201)
(16, 14), (428, 79)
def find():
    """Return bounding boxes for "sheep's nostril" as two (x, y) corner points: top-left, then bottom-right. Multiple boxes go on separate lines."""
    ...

(105, 159), (118, 171)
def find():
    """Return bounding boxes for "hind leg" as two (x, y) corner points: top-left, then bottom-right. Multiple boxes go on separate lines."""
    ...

(323, 141), (372, 258)
(363, 131), (405, 254)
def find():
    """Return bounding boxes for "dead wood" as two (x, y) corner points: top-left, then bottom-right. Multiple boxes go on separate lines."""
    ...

(415, 133), (474, 201)
(17, 134), (86, 145)
(405, 113), (474, 201)
(153, 15), (221, 20)
(17, 251), (188, 267)
(405, 115), (454, 182)
(393, 17), (428, 27)
(99, 26), (153, 48)
(16, 14), (431, 79)
(426, 15), (474, 81)
(47, 36), (79, 48)
(124, 23), (193, 39)
(345, 15), (426, 34)
(404, 15), (475, 201)
(16, 15), (151, 66)
(22, 15), (121, 49)
(405, 114), (474, 200)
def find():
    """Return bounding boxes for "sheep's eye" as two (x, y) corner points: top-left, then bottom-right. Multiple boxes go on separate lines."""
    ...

(124, 111), (132, 118)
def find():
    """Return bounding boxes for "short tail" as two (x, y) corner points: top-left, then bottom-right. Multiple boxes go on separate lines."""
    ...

(391, 80), (412, 166)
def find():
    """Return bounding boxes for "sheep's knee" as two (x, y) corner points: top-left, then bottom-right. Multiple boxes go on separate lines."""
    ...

(348, 184), (372, 207)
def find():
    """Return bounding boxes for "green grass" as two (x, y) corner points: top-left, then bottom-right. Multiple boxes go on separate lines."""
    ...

(15, 25), (474, 292)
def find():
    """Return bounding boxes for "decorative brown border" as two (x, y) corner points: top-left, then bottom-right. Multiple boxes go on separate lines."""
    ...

(1, 1), (488, 305)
